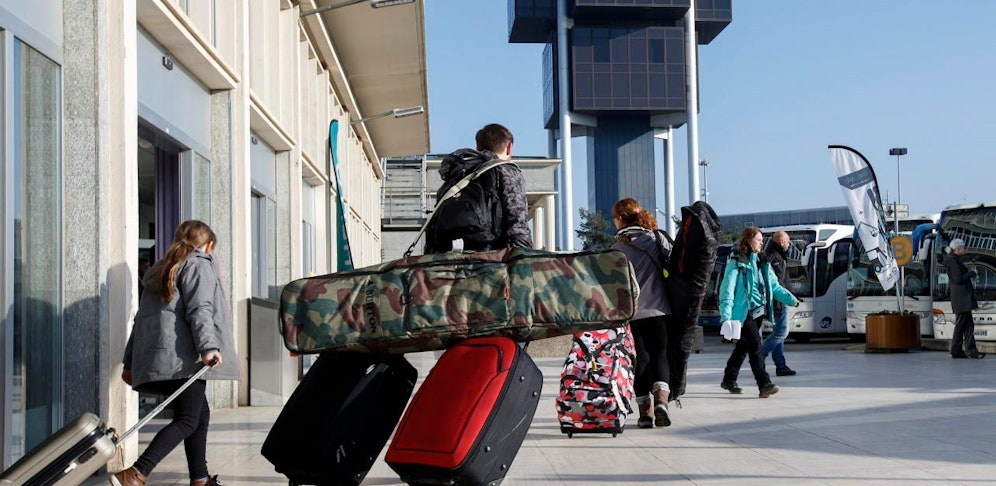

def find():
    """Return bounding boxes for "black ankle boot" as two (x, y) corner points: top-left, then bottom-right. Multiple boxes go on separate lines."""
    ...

(720, 380), (743, 394)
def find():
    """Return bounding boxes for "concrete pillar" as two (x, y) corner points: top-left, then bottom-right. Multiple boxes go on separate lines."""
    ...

(587, 118), (656, 222)
(202, 1), (251, 409)
(276, 150), (292, 288)
(229, 0), (254, 408)
(63, 0), (138, 468)
(533, 206), (544, 249)
(543, 195), (557, 251)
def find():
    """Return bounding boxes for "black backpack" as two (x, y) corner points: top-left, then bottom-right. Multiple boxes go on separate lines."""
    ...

(665, 201), (722, 401)
(405, 156), (516, 256)
(430, 167), (502, 245)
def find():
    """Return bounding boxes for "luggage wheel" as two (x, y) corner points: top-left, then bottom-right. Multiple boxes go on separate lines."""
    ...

(567, 431), (574, 438)
(611, 431), (618, 437)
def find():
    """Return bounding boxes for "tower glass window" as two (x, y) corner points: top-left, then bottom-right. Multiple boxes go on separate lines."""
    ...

(572, 26), (686, 112)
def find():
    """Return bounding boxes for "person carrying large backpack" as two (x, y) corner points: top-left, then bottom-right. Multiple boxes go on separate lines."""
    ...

(424, 123), (533, 253)
(611, 198), (674, 428)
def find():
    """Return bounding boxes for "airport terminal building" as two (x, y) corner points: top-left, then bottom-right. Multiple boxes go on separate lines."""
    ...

(719, 206), (853, 233)
(0, 0), (429, 469)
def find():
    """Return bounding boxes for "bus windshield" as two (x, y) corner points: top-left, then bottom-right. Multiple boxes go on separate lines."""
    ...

(934, 207), (996, 302)
(850, 237), (930, 297)
(782, 230), (816, 298)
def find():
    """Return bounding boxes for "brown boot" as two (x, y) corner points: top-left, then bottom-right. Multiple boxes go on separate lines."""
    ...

(636, 396), (653, 428)
(191, 475), (223, 486)
(109, 467), (147, 486)
(652, 382), (671, 427)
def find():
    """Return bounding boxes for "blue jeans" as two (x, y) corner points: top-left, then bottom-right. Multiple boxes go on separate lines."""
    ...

(762, 309), (788, 368)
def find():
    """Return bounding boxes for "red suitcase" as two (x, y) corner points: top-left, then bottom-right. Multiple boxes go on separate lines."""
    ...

(386, 337), (542, 486)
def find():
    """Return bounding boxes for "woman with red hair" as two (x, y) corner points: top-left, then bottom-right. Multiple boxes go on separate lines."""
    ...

(611, 198), (673, 428)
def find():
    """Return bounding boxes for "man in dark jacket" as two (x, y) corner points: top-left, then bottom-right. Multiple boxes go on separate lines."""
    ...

(945, 238), (985, 359)
(761, 231), (797, 375)
(425, 123), (533, 253)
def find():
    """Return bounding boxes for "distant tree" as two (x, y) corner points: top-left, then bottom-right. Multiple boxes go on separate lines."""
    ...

(718, 230), (738, 244)
(576, 208), (615, 250)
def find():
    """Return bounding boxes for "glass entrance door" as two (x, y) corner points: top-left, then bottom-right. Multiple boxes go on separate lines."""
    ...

(138, 123), (181, 264)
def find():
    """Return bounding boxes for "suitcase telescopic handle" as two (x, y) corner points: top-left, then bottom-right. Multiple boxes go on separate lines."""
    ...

(114, 358), (218, 445)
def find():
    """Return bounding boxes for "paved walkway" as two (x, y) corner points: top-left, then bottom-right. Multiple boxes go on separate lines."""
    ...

(102, 337), (996, 485)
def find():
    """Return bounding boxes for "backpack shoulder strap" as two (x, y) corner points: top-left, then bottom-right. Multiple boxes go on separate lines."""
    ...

(625, 232), (667, 275)
(655, 228), (675, 246)
(436, 159), (516, 204)
(404, 159), (517, 257)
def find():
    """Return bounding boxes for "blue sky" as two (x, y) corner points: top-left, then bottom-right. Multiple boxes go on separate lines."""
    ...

(424, 0), (996, 222)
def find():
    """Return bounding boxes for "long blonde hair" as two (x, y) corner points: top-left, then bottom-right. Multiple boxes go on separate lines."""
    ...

(147, 220), (217, 302)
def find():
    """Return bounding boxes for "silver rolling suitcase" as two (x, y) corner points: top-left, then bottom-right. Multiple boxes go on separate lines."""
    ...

(0, 361), (214, 486)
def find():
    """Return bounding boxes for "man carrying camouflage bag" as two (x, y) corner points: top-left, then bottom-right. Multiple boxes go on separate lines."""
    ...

(425, 123), (532, 253)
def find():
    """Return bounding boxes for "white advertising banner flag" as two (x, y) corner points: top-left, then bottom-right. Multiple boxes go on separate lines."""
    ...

(828, 145), (899, 291)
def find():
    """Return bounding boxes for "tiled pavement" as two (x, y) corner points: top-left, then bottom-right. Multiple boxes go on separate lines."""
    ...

(92, 335), (996, 485)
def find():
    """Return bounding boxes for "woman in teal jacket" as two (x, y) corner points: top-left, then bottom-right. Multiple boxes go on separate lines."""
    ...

(718, 227), (799, 398)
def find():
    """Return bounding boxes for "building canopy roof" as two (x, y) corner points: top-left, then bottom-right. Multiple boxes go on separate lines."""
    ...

(311, 0), (430, 158)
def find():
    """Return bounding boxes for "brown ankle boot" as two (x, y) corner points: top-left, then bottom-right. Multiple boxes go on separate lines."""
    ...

(110, 467), (147, 486)
(191, 475), (223, 486)
(652, 382), (671, 427)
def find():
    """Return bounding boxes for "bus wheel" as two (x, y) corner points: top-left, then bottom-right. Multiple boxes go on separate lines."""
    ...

(791, 333), (812, 343)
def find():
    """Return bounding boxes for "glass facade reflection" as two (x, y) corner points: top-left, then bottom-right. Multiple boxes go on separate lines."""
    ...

(508, 0), (555, 43)
(572, 26), (685, 112)
(11, 39), (63, 458)
(697, 0), (733, 20)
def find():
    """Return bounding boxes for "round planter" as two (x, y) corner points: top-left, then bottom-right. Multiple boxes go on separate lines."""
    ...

(865, 314), (921, 351)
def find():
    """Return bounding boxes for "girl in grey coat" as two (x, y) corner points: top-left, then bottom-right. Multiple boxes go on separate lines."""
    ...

(112, 220), (239, 486)
(611, 198), (674, 429)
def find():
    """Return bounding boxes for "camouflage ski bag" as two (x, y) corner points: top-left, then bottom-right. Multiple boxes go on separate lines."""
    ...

(279, 247), (639, 354)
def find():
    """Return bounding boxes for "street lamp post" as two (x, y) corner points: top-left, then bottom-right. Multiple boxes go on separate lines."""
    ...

(699, 159), (710, 203)
(889, 148), (907, 212)
(889, 147), (907, 312)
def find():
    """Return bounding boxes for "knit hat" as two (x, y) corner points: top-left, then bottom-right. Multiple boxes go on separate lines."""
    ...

(949, 238), (966, 250)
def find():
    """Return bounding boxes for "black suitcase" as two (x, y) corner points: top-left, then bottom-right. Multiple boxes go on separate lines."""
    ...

(0, 362), (214, 486)
(385, 337), (543, 486)
(261, 352), (417, 486)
